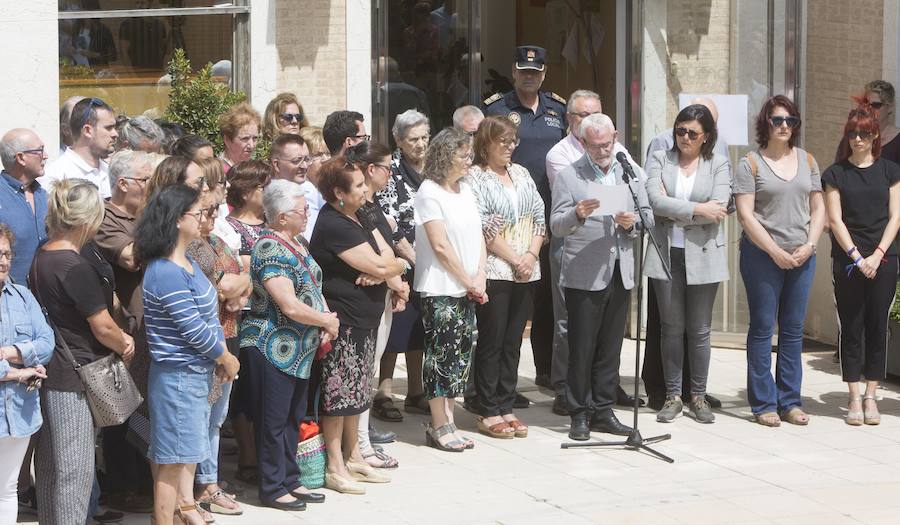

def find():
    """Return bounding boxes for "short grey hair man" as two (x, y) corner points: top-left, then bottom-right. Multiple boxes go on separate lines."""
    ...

(567, 89), (601, 114)
(452, 105), (484, 133)
(579, 113), (616, 138)
(118, 116), (164, 153)
(391, 109), (429, 142)
(108, 149), (154, 187)
(263, 178), (307, 222)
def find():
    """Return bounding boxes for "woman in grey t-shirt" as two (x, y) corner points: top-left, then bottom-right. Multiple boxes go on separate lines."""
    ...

(734, 95), (826, 428)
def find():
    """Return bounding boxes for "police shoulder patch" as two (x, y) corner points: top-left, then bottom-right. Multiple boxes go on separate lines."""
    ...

(483, 92), (503, 105)
(548, 91), (567, 105)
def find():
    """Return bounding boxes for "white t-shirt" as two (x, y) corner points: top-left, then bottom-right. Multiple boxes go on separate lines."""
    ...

(671, 167), (697, 249)
(39, 147), (111, 199)
(413, 179), (483, 298)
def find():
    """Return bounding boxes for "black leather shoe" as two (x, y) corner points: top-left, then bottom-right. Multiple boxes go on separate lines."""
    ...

(534, 373), (552, 389)
(616, 386), (646, 408)
(552, 394), (569, 416)
(568, 414), (590, 441)
(262, 498), (307, 511)
(589, 414), (633, 436)
(513, 392), (531, 408)
(369, 424), (397, 444)
(290, 491), (326, 503)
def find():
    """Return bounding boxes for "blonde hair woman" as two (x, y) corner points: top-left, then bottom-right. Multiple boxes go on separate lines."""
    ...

(30, 179), (135, 524)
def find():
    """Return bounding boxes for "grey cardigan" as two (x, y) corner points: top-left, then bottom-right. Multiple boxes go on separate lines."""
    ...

(550, 155), (653, 292)
(643, 149), (732, 285)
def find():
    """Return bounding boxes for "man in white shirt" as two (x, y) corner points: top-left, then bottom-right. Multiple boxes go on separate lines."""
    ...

(40, 97), (118, 199)
(269, 133), (323, 240)
(545, 90), (641, 415)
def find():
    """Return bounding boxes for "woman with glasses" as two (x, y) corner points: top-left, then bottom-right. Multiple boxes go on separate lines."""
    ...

(823, 101), (900, 426)
(468, 116), (544, 439)
(186, 161), (251, 517)
(309, 157), (407, 493)
(644, 104), (731, 425)
(346, 141), (411, 468)
(135, 184), (240, 524)
(30, 179), (135, 524)
(263, 93), (310, 142)
(0, 223), (53, 524)
(374, 109), (430, 420)
(219, 102), (262, 172)
(414, 128), (486, 451)
(735, 95), (825, 427)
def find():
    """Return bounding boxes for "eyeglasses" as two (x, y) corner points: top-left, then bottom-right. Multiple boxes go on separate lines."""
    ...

(0, 250), (14, 261)
(278, 113), (304, 123)
(769, 116), (800, 128)
(847, 129), (875, 141)
(870, 101), (885, 109)
(568, 111), (602, 119)
(75, 98), (106, 131)
(674, 127), (703, 140)
(279, 156), (312, 166)
(499, 138), (520, 150)
(19, 146), (45, 157)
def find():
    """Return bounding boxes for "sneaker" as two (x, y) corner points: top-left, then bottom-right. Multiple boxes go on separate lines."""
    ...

(656, 396), (683, 423)
(689, 395), (715, 424)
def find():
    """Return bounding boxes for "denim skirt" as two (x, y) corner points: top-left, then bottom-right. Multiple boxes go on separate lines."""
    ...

(148, 361), (214, 464)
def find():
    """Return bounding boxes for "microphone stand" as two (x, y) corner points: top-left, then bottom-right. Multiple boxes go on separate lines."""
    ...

(560, 158), (674, 463)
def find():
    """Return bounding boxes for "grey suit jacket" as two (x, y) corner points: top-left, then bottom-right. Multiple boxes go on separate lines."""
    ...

(643, 149), (732, 284)
(550, 155), (653, 292)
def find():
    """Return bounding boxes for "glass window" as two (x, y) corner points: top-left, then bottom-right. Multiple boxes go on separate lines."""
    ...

(58, 1), (244, 118)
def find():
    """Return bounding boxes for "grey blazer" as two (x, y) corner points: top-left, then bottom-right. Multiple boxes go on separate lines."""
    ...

(550, 155), (653, 292)
(643, 149), (732, 285)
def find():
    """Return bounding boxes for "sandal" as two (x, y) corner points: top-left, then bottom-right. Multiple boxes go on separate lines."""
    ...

(362, 448), (399, 469)
(198, 489), (242, 516)
(846, 396), (863, 426)
(754, 412), (781, 427)
(404, 393), (431, 415)
(424, 423), (466, 452)
(504, 417), (529, 438)
(781, 407), (809, 426)
(372, 396), (404, 422)
(476, 417), (514, 439)
(863, 395), (881, 425)
(448, 423), (475, 449)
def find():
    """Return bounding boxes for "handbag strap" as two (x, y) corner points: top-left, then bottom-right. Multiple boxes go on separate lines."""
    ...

(31, 252), (81, 372)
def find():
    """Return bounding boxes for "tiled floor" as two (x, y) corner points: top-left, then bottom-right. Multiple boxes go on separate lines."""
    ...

(18, 340), (900, 524)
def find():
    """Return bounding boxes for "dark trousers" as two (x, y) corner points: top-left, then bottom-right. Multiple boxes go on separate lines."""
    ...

(530, 243), (554, 376)
(834, 256), (898, 382)
(246, 347), (308, 503)
(475, 280), (534, 416)
(564, 265), (629, 417)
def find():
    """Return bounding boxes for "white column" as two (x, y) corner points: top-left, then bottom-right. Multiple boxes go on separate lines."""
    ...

(346, 0), (372, 126)
(0, 0), (61, 153)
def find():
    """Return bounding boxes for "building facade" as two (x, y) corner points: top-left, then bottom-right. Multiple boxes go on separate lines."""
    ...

(1, 0), (897, 344)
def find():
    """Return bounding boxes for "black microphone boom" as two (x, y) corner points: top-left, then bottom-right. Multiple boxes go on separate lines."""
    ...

(616, 152), (637, 182)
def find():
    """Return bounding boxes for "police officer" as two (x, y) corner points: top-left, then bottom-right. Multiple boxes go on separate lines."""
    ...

(482, 45), (566, 400)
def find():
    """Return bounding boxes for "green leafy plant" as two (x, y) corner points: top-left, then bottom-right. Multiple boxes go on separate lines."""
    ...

(164, 49), (246, 153)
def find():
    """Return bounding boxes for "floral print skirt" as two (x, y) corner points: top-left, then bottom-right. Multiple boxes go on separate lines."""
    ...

(422, 295), (477, 400)
(320, 325), (377, 416)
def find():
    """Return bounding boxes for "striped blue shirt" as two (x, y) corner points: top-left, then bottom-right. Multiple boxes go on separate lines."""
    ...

(142, 258), (225, 367)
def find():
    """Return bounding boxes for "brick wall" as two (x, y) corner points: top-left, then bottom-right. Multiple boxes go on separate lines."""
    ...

(273, 0), (347, 126)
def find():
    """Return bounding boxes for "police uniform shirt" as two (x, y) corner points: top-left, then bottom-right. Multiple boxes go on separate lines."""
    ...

(483, 90), (568, 204)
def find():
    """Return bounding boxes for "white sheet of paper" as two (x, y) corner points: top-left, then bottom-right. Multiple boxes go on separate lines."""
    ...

(586, 182), (631, 216)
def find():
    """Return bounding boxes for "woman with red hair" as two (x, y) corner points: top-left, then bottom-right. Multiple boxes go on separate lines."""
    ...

(823, 100), (900, 426)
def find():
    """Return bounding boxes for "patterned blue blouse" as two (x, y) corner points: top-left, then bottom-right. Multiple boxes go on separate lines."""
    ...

(240, 232), (325, 379)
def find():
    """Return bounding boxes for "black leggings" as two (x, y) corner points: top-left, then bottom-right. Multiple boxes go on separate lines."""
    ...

(833, 256), (898, 382)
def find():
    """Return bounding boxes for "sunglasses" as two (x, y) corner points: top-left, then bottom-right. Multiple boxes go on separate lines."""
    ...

(847, 129), (875, 141)
(278, 113), (304, 123)
(674, 127), (703, 140)
(769, 116), (800, 128)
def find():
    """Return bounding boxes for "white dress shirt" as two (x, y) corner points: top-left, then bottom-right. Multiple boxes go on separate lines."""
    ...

(38, 147), (111, 199)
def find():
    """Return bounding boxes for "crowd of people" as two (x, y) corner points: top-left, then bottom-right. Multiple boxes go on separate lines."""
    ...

(0, 44), (899, 524)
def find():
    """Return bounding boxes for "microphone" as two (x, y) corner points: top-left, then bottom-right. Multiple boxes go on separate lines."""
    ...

(617, 152), (636, 183)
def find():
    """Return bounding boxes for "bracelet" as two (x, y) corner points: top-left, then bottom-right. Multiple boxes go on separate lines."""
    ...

(875, 246), (886, 257)
(847, 246), (858, 257)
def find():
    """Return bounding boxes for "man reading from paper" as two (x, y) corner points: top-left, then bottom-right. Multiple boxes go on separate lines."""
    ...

(550, 113), (652, 441)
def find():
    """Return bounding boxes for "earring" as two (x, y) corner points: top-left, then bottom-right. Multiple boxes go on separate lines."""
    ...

(339, 199), (344, 208)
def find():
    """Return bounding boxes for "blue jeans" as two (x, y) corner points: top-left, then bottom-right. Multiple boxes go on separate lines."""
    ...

(740, 237), (815, 415)
(195, 381), (233, 484)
